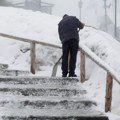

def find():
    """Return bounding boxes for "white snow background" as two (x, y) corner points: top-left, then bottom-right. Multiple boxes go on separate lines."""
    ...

(0, 7), (120, 120)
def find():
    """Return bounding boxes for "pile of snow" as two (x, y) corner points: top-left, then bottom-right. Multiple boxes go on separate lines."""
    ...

(0, 7), (61, 70)
(0, 7), (120, 120)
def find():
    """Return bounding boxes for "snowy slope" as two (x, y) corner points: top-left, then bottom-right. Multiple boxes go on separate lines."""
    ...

(0, 7), (120, 120)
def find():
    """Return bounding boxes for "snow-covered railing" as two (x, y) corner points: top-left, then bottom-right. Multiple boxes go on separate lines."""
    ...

(1, 32), (120, 113)
(79, 43), (120, 113)
(0, 33), (62, 74)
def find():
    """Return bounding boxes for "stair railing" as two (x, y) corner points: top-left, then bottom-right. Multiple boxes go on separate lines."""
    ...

(79, 44), (120, 113)
(0, 32), (120, 112)
(0, 32), (61, 74)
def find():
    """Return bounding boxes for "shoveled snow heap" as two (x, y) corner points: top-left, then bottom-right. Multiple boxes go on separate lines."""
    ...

(0, 7), (120, 120)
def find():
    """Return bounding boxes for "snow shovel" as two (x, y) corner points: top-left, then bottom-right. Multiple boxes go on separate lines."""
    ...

(51, 55), (62, 77)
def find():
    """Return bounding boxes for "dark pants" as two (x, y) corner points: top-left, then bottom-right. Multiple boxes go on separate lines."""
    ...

(62, 38), (79, 76)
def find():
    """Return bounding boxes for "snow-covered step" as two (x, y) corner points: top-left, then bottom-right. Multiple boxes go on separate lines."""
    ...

(0, 70), (29, 76)
(0, 77), (80, 86)
(0, 84), (87, 92)
(0, 77), (87, 97)
(0, 99), (97, 109)
(0, 95), (85, 101)
(0, 63), (8, 70)
(0, 87), (86, 97)
(0, 77), (109, 120)
(0, 108), (108, 120)
(0, 116), (109, 120)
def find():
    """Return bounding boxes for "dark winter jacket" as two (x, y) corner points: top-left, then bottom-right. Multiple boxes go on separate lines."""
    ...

(58, 15), (84, 43)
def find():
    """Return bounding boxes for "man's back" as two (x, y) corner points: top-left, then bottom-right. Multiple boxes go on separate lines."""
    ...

(58, 15), (84, 43)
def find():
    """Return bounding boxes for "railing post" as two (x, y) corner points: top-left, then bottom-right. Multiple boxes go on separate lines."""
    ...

(80, 50), (85, 83)
(30, 42), (36, 74)
(105, 72), (113, 112)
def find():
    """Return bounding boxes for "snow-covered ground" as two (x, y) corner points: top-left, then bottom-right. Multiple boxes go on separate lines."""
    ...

(0, 7), (120, 120)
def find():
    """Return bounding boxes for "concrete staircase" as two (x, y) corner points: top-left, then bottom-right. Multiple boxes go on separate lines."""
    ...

(0, 63), (29, 76)
(0, 76), (109, 120)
